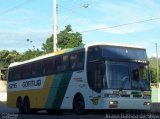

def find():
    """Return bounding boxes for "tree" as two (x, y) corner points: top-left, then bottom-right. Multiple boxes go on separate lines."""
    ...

(0, 50), (22, 68)
(42, 25), (83, 53)
(21, 49), (43, 61)
(150, 66), (160, 83)
(150, 67), (157, 83)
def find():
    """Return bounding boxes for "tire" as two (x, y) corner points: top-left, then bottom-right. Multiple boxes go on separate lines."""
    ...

(73, 95), (87, 115)
(23, 98), (31, 114)
(16, 98), (24, 114)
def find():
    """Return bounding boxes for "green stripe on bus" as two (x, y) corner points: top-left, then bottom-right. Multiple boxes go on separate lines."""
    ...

(45, 74), (63, 108)
(45, 72), (73, 109)
(52, 72), (73, 109)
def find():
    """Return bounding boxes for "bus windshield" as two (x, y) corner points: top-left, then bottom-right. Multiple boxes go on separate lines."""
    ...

(131, 63), (150, 91)
(106, 61), (150, 91)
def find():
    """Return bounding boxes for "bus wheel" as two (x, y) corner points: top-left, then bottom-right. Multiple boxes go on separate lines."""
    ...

(73, 94), (87, 115)
(16, 98), (24, 114)
(23, 97), (31, 114)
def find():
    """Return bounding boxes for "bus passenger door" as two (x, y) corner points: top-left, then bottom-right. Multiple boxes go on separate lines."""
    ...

(87, 61), (106, 109)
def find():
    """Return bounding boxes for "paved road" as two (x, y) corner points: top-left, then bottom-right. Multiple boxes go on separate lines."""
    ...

(1, 111), (160, 119)
(1, 103), (160, 119)
(0, 102), (105, 119)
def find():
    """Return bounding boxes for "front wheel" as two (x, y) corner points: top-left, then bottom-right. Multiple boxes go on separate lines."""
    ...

(73, 95), (87, 115)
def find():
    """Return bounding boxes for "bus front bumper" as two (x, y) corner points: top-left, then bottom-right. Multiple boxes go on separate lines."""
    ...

(101, 98), (151, 110)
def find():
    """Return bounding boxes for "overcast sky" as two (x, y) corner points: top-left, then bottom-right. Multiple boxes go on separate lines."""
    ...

(0, 0), (160, 57)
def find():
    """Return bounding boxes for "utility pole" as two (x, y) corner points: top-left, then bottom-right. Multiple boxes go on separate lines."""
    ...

(156, 43), (159, 84)
(53, 0), (58, 52)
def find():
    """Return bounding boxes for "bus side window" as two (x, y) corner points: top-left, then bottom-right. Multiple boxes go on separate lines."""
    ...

(43, 57), (55, 75)
(55, 56), (63, 72)
(22, 64), (31, 79)
(88, 46), (102, 62)
(70, 53), (77, 70)
(13, 66), (22, 80)
(62, 55), (69, 71)
(70, 50), (85, 70)
(76, 51), (84, 69)
(31, 61), (42, 77)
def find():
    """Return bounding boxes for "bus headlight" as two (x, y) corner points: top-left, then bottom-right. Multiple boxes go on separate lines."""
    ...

(109, 101), (118, 108)
(109, 101), (118, 105)
(144, 102), (151, 106)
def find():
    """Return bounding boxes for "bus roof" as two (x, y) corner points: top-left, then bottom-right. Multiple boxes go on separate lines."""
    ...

(9, 42), (145, 67)
(85, 42), (145, 49)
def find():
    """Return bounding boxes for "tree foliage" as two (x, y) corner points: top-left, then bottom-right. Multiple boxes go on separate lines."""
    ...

(21, 49), (43, 61)
(150, 66), (160, 83)
(0, 50), (22, 68)
(42, 25), (83, 53)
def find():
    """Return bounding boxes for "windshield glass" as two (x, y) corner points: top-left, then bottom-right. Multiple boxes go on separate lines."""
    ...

(131, 63), (150, 90)
(106, 61), (150, 90)
(107, 62), (131, 89)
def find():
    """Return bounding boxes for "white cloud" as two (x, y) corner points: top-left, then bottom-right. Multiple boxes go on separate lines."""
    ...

(150, 52), (156, 58)
(0, 29), (52, 52)
(80, 0), (160, 34)
(62, 16), (150, 34)
(0, 7), (53, 52)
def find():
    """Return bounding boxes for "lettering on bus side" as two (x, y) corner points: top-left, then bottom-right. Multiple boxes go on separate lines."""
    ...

(8, 83), (17, 89)
(22, 79), (41, 88)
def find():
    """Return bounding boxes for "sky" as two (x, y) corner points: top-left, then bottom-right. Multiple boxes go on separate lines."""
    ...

(0, 0), (160, 57)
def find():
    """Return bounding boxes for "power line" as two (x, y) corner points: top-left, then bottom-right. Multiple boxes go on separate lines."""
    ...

(0, 0), (35, 16)
(58, 0), (103, 30)
(81, 17), (160, 33)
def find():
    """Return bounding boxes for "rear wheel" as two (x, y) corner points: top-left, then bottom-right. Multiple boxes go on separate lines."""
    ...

(73, 94), (87, 115)
(16, 98), (24, 114)
(23, 97), (31, 114)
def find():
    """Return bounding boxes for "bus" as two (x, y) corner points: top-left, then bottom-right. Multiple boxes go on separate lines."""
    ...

(7, 43), (151, 114)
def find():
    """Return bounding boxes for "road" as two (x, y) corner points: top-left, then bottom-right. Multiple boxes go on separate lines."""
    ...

(1, 102), (160, 119)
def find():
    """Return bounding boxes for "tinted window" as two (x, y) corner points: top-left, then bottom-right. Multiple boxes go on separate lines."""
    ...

(32, 61), (42, 77)
(22, 64), (31, 78)
(70, 50), (85, 70)
(55, 56), (63, 72)
(12, 66), (22, 80)
(87, 62), (107, 93)
(131, 63), (150, 90)
(62, 55), (69, 71)
(43, 57), (55, 75)
(87, 46), (102, 62)
(107, 63), (131, 89)
(103, 46), (147, 60)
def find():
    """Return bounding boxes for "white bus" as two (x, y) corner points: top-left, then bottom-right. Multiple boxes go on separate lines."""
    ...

(7, 43), (151, 114)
